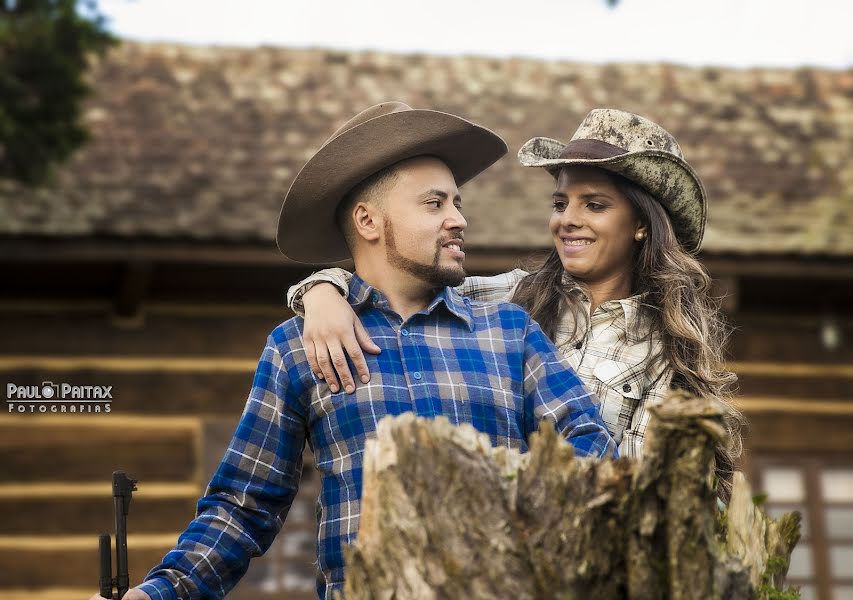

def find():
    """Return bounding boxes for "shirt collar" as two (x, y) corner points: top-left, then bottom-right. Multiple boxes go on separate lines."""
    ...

(348, 274), (474, 331)
(561, 272), (649, 332)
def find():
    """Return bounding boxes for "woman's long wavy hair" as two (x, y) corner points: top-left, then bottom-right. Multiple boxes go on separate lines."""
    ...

(511, 168), (745, 502)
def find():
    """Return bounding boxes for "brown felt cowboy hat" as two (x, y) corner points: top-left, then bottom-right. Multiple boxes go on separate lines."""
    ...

(518, 108), (706, 253)
(277, 102), (507, 263)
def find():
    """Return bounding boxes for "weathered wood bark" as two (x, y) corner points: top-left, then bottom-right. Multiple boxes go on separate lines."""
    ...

(341, 391), (801, 599)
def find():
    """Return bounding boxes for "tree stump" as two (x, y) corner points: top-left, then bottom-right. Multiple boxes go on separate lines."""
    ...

(341, 391), (801, 599)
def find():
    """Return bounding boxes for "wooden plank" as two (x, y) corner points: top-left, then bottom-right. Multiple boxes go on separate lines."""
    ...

(0, 311), (283, 357)
(0, 496), (197, 535)
(0, 300), (289, 317)
(0, 355), (256, 372)
(0, 482), (197, 498)
(701, 255), (853, 279)
(729, 362), (853, 378)
(0, 414), (202, 429)
(744, 411), (853, 453)
(0, 534), (179, 550)
(736, 375), (853, 400)
(0, 536), (317, 592)
(0, 588), (96, 600)
(0, 543), (174, 588)
(735, 396), (853, 415)
(0, 421), (200, 483)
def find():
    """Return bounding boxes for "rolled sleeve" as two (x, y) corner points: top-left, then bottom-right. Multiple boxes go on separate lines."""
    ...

(286, 268), (352, 316)
(454, 268), (527, 302)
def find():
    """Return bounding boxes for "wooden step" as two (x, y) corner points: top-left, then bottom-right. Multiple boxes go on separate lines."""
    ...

(0, 483), (198, 535)
(0, 535), (177, 588)
(742, 407), (853, 452)
(736, 372), (852, 399)
(0, 415), (200, 483)
(0, 529), (318, 594)
(0, 588), (97, 600)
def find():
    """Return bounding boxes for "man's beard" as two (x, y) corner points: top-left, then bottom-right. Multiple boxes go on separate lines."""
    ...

(385, 221), (465, 288)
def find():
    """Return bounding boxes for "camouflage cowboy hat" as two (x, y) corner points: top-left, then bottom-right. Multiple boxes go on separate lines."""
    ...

(517, 108), (706, 253)
(277, 102), (507, 263)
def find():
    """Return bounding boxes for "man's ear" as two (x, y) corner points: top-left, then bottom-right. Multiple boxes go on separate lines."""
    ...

(353, 202), (381, 242)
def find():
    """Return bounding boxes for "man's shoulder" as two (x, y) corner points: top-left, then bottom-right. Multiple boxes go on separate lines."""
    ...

(267, 316), (307, 352)
(264, 317), (317, 393)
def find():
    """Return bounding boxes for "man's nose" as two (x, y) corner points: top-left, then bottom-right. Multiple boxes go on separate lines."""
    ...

(444, 205), (467, 231)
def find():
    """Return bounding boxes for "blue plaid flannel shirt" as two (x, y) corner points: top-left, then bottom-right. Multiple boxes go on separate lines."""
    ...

(138, 274), (616, 600)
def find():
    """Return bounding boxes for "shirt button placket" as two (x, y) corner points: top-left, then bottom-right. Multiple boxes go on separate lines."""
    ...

(400, 323), (429, 416)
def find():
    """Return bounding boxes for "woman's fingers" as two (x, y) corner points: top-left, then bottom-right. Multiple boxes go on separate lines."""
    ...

(313, 340), (341, 392)
(344, 327), (372, 386)
(303, 334), (324, 380)
(327, 341), (355, 394)
(355, 319), (382, 357)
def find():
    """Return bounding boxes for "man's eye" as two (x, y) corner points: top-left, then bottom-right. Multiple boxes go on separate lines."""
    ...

(427, 199), (441, 208)
(454, 203), (463, 213)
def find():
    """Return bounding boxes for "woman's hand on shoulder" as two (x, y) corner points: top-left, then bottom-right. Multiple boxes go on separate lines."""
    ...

(302, 283), (380, 393)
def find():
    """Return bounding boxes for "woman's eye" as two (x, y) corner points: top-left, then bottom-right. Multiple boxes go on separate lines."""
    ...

(586, 202), (605, 211)
(552, 200), (567, 211)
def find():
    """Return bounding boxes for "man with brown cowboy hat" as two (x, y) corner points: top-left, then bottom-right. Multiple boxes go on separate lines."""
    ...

(96, 102), (615, 600)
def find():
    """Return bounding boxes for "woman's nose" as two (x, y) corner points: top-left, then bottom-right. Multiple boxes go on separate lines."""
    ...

(560, 202), (583, 228)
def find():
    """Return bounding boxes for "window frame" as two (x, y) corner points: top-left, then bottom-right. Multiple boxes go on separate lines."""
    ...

(749, 452), (853, 599)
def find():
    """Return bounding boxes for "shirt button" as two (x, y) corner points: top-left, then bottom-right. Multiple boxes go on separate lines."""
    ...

(574, 341), (583, 350)
(372, 292), (380, 303)
(622, 384), (632, 393)
(413, 372), (422, 380)
(401, 328), (409, 336)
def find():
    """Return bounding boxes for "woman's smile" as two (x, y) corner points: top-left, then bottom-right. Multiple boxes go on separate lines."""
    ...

(560, 236), (595, 253)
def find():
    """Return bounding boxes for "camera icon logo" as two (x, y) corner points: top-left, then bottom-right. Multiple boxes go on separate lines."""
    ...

(41, 381), (59, 399)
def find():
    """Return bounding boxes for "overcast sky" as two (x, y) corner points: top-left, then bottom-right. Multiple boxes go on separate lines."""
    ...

(98, 0), (852, 69)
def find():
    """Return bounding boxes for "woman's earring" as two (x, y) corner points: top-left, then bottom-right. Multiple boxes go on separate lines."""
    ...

(635, 231), (647, 241)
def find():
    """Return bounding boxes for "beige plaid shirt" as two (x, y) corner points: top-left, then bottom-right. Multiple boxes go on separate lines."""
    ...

(287, 268), (672, 458)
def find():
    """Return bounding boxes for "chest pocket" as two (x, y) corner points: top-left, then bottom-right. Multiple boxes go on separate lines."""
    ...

(593, 361), (644, 399)
(448, 372), (524, 447)
(592, 360), (644, 444)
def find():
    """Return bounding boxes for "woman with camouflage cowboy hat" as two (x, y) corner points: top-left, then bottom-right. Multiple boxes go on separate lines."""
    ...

(287, 108), (744, 501)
